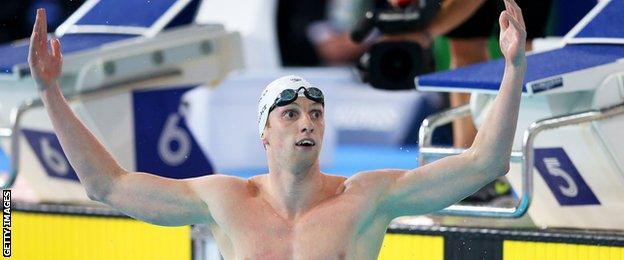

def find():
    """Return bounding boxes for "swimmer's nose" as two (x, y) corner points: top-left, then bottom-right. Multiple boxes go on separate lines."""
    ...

(300, 116), (314, 134)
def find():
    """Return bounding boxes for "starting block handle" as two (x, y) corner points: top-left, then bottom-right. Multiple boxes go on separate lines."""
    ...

(418, 104), (528, 218)
(418, 102), (624, 218)
(0, 99), (39, 189)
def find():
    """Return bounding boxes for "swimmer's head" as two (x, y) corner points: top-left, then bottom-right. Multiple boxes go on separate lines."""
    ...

(258, 75), (325, 167)
(257, 75), (325, 138)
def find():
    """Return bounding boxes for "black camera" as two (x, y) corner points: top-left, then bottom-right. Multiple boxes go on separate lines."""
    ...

(351, 0), (440, 90)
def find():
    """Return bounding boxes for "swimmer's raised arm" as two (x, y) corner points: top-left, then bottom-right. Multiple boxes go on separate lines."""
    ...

(29, 9), (216, 226)
(349, 0), (526, 219)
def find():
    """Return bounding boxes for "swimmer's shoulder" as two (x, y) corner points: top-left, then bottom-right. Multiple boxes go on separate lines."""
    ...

(320, 171), (396, 198)
(320, 173), (349, 195)
(187, 174), (260, 198)
(339, 169), (404, 194)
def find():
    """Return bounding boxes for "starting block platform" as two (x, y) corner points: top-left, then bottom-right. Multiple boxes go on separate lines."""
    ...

(415, 0), (624, 230)
(0, 0), (243, 203)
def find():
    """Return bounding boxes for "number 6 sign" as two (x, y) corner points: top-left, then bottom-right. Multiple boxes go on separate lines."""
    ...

(22, 129), (79, 182)
(158, 113), (191, 166)
(133, 86), (214, 179)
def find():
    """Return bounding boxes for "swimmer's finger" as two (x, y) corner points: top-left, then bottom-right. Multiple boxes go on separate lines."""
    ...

(28, 32), (38, 61)
(51, 38), (62, 60)
(30, 9), (48, 64)
(499, 11), (510, 32)
(506, 12), (525, 34)
(503, 0), (525, 29)
(502, 0), (517, 21)
(510, 1), (525, 30)
(36, 9), (48, 44)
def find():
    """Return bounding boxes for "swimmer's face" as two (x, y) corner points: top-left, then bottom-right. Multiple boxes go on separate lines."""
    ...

(263, 97), (324, 166)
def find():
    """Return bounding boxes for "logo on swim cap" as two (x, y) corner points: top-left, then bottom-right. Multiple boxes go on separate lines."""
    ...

(258, 104), (267, 125)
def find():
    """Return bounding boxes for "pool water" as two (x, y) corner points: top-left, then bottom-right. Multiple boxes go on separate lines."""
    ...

(0, 146), (8, 174)
(223, 144), (420, 179)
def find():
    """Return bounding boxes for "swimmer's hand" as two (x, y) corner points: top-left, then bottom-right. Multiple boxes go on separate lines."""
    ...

(499, 0), (526, 68)
(28, 8), (63, 92)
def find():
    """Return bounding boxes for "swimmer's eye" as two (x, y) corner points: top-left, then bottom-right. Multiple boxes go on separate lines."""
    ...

(310, 110), (323, 119)
(282, 109), (299, 120)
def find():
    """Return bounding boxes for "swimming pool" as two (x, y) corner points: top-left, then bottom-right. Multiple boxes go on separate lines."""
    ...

(222, 144), (420, 178)
(0, 146), (8, 174)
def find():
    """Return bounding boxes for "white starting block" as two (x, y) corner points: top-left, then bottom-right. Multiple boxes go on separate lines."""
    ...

(0, 0), (243, 204)
(416, 0), (624, 230)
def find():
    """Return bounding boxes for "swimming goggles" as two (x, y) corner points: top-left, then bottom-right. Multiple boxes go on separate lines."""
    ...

(269, 86), (324, 112)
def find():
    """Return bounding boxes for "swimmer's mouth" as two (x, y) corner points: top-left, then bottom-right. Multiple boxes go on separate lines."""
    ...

(295, 138), (316, 147)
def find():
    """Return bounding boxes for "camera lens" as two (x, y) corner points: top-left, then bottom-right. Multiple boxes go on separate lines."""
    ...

(379, 48), (413, 83)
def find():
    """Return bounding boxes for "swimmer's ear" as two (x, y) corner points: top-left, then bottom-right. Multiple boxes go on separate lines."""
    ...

(261, 121), (270, 148)
(261, 133), (269, 146)
(261, 136), (269, 150)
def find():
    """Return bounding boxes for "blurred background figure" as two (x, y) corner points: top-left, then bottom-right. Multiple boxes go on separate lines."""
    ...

(278, 0), (370, 67)
(447, 0), (554, 150)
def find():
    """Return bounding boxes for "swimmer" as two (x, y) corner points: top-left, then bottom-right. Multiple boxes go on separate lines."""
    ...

(28, 0), (526, 258)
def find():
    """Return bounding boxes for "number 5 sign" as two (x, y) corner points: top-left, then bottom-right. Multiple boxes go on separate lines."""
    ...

(534, 147), (600, 206)
(133, 86), (214, 179)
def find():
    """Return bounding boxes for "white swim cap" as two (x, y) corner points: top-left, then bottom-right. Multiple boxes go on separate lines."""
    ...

(257, 75), (320, 137)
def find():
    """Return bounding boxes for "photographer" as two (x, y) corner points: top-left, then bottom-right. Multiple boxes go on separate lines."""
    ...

(384, 0), (486, 49)
(301, 0), (494, 92)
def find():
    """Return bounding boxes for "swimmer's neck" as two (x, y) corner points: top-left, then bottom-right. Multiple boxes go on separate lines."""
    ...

(263, 162), (326, 220)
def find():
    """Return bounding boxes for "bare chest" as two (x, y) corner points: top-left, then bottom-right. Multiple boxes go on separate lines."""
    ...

(211, 196), (387, 259)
